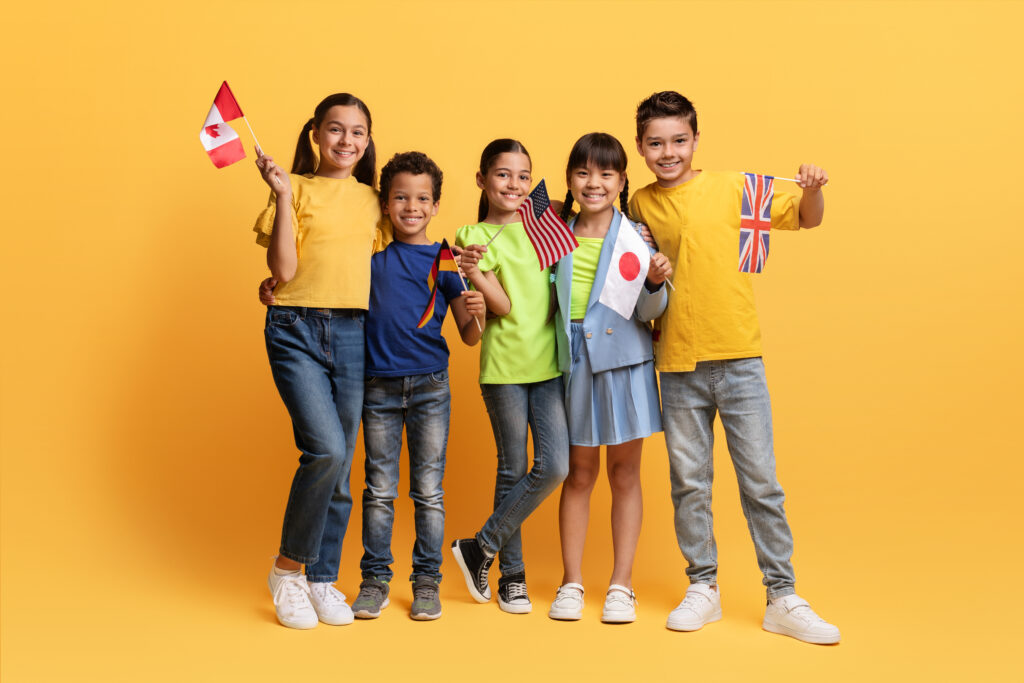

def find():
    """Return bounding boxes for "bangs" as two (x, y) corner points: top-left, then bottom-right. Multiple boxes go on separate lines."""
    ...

(567, 133), (627, 174)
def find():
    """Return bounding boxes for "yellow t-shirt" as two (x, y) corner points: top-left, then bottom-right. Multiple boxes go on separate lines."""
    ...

(628, 170), (800, 372)
(253, 174), (389, 308)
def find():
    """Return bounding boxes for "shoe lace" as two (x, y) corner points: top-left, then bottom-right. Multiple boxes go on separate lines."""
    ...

(477, 555), (494, 585)
(788, 603), (824, 624)
(607, 589), (635, 608)
(413, 582), (438, 601)
(312, 583), (346, 606)
(680, 592), (709, 612)
(273, 575), (312, 608)
(504, 582), (529, 601)
(358, 580), (386, 602)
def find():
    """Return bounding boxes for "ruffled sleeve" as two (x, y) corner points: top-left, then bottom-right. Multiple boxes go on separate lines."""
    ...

(253, 190), (298, 248)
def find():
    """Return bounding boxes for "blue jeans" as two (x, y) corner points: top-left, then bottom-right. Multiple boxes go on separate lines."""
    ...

(264, 306), (365, 583)
(478, 378), (570, 578)
(660, 358), (796, 599)
(359, 371), (450, 582)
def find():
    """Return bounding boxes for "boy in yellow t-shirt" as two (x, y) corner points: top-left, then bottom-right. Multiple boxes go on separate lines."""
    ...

(628, 91), (839, 645)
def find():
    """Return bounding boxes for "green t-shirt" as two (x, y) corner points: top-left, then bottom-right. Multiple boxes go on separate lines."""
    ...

(455, 221), (559, 384)
(570, 237), (603, 320)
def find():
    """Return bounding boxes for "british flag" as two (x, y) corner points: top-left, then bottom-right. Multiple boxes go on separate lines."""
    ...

(738, 172), (774, 274)
(517, 179), (578, 270)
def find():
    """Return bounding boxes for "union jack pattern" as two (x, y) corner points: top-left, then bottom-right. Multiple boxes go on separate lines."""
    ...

(738, 172), (774, 273)
(517, 180), (578, 270)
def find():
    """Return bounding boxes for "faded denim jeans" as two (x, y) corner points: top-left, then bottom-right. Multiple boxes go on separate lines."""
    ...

(264, 306), (365, 583)
(478, 377), (570, 578)
(359, 371), (450, 582)
(660, 358), (796, 599)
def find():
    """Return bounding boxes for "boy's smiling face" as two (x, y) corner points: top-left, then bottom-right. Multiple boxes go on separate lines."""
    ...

(637, 116), (700, 188)
(384, 172), (438, 244)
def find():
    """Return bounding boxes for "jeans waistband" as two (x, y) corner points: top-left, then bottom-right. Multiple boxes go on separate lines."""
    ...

(274, 305), (364, 319)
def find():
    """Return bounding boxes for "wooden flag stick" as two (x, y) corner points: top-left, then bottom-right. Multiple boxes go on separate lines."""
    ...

(245, 116), (280, 187)
(484, 223), (506, 247)
(453, 267), (483, 333)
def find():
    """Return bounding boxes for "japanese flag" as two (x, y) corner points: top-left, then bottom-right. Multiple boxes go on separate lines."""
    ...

(597, 217), (650, 320)
(199, 82), (246, 168)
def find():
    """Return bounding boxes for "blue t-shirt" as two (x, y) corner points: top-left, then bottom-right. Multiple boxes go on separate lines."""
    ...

(365, 240), (465, 377)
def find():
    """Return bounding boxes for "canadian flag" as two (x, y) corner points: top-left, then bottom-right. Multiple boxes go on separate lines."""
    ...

(597, 216), (650, 320)
(199, 82), (246, 168)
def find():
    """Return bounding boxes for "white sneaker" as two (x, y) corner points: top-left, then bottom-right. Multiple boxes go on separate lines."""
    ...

(309, 582), (354, 626)
(763, 594), (840, 644)
(267, 567), (318, 629)
(666, 583), (722, 631)
(601, 585), (636, 623)
(548, 583), (584, 620)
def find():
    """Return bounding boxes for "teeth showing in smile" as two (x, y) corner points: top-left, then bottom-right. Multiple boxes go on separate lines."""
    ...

(659, 161), (679, 168)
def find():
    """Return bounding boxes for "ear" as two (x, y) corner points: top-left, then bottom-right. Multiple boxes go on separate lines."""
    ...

(431, 201), (440, 217)
(476, 171), (485, 190)
(618, 173), (626, 193)
(635, 136), (643, 155)
(693, 131), (700, 150)
(311, 127), (319, 145)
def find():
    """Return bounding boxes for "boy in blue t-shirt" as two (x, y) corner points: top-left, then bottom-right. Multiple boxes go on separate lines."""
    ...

(353, 152), (484, 620)
(259, 152), (485, 621)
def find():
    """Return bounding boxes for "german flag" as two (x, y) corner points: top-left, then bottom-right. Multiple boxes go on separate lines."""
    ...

(417, 239), (460, 328)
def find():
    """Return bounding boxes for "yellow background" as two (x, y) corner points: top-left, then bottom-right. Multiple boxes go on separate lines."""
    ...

(2, 1), (1022, 680)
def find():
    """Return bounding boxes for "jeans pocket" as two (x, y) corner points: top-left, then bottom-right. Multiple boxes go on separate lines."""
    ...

(268, 307), (300, 328)
(429, 369), (449, 386)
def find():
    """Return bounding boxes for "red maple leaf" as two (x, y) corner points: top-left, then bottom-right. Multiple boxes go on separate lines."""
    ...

(205, 124), (221, 138)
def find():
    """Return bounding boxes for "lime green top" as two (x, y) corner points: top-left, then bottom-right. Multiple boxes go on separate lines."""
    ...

(570, 237), (603, 319)
(455, 221), (559, 384)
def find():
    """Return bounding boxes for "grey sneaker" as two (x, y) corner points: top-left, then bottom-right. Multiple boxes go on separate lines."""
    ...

(410, 576), (442, 621)
(352, 577), (390, 619)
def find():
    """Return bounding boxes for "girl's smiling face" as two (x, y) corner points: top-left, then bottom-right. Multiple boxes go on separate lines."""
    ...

(569, 162), (624, 216)
(312, 105), (369, 177)
(477, 152), (532, 217)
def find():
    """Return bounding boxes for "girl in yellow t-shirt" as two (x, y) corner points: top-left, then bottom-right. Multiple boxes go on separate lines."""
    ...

(254, 93), (386, 630)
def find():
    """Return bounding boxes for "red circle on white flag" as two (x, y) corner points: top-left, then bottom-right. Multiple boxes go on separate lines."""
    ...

(619, 252), (641, 281)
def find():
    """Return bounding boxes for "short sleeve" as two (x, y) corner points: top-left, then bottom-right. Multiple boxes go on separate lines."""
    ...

(253, 191), (299, 248)
(771, 190), (800, 231)
(438, 271), (465, 307)
(455, 226), (500, 278)
(373, 215), (393, 254)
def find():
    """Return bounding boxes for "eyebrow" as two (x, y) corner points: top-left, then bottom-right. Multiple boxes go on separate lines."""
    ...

(325, 121), (367, 130)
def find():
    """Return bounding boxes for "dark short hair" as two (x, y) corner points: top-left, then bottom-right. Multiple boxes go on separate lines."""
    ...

(635, 91), (698, 139)
(378, 151), (443, 208)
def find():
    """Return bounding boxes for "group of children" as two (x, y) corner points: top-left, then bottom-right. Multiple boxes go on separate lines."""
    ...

(253, 90), (840, 645)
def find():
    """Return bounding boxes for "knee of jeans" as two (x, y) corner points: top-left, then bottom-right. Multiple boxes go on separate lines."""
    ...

(544, 455), (570, 485)
(410, 488), (444, 511)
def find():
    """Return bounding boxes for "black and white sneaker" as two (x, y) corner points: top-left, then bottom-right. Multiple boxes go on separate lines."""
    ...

(450, 537), (493, 603)
(497, 574), (532, 614)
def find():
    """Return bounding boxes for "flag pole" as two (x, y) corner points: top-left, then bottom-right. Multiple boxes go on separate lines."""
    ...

(245, 116), (280, 188)
(453, 268), (483, 333)
(484, 223), (506, 247)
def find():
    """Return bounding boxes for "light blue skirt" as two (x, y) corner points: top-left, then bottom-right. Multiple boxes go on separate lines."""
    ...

(565, 322), (662, 447)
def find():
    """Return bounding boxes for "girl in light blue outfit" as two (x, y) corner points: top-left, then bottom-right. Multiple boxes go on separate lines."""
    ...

(548, 133), (673, 624)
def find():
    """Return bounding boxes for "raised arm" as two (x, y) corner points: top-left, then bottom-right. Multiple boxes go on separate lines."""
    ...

(255, 151), (298, 282)
(795, 163), (828, 229)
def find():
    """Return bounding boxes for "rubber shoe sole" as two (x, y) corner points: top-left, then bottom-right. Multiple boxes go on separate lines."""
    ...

(353, 597), (390, 619)
(450, 542), (490, 603)
(497, 596), (532, 614)
(666, 607), (722, 631)
(410, 607), (442, 621)
(762, 617), (840, 644)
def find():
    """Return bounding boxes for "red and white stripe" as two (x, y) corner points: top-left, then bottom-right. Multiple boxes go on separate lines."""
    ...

(199, 82), (246, 169)
(518, 197), (578, 271)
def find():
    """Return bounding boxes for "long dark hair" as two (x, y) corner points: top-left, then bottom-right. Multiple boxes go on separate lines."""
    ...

(291, 93), (376, 188)
(477, 138), (531, 222)
(559, 133), (629, 222)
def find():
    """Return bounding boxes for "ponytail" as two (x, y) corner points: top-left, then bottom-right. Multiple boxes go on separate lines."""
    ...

(619, 176), (630, 218)
(559, 188), (574, 222)
(477, 192), (489, 223)
(291, 118), (317, 175)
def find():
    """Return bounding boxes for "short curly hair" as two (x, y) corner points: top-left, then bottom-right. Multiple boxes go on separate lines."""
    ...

(635, 91), (698, 139)
(378, 151), (443, 208)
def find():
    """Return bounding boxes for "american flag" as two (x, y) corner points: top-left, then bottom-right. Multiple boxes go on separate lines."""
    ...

(517, 179), (578, 270)
(738, 173), (774, 274)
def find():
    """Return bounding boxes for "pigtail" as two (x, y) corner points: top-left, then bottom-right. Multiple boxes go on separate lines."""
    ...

(559, 189), (574, 222)
(354, 136), (377, 188)
(478, 192), (489, 222)
(291, 118), (317, 175)
(619, 176), (630, 219)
